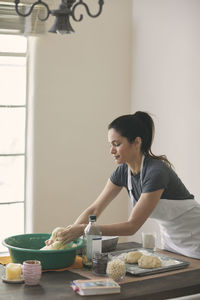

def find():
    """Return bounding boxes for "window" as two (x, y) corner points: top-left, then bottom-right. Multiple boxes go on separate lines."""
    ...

(0, 34), (27, 252)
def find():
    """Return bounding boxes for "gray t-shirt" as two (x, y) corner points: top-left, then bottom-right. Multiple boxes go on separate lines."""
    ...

(110, 156), (194, 201)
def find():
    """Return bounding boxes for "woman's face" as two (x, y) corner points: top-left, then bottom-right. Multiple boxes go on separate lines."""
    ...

(108, 128), (140, 165)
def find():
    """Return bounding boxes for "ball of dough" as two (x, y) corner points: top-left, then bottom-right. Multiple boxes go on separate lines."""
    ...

(125, 251), (143, 264)
(50, 227), (65, 241)
(138, 255), (162, 269)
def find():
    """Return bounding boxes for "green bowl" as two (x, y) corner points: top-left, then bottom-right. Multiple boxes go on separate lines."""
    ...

(3, 233), (83, 270)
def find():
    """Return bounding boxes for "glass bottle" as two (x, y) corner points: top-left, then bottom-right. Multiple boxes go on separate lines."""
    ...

(82, 215), (102, 269)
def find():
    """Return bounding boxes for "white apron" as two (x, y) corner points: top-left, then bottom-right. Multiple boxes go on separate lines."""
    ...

(128, 156), (200, 259)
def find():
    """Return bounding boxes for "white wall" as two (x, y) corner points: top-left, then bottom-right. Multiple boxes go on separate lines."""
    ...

(26, 0), (132, 239)
(130, 0), (200, 246)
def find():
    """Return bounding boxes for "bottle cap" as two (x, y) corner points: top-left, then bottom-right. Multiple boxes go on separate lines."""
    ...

(89, 215), (96, 221)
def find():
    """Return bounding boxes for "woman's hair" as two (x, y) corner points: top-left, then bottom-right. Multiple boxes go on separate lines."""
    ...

(108, 111), (171, 167)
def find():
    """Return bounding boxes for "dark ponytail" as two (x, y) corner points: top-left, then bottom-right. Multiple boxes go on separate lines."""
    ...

(108, 111), (171, 167)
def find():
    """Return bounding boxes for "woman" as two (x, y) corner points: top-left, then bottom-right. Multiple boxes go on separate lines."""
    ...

(49, 111), (200, 259)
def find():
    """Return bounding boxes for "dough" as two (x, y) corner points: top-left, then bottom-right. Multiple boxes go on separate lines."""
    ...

(125, 251), (143, 264)
(40, 227), (76, 250)
(138, 255), (162, 269)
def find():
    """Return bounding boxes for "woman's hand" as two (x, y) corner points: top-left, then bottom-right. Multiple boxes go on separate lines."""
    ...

(56, 224), (86, 244)
(45, 227), (65, 246)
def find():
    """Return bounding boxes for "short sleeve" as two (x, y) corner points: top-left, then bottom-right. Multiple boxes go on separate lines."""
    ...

(142, 167), (169, 193)
(110, 164), (127, 187)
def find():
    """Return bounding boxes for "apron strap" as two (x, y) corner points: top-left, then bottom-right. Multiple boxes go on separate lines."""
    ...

(127, 167), (135, 206)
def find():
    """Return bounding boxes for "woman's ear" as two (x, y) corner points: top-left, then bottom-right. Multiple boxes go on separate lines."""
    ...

(134, 137), (142, 149)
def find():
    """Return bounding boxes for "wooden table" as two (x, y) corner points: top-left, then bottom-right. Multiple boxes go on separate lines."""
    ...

(1, 242), (200, 300)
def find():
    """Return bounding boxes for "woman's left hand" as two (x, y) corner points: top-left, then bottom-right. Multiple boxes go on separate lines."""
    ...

(56, 224), (86, 243)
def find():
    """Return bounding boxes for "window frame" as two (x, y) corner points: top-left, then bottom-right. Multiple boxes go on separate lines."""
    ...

(0, 35), (28, 252)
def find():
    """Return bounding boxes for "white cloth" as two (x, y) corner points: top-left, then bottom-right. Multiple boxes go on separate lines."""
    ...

(128, 156), (200, 259)
(150, 198), (200, 259)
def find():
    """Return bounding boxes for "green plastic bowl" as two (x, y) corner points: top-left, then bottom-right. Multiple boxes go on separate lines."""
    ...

(3, 233), (83, 270)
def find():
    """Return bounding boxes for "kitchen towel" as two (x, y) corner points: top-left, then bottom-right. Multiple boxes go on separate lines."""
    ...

(0, 255), (83, 271)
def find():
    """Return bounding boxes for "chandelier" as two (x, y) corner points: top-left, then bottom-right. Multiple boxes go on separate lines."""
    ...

(14, 0), (104, 34)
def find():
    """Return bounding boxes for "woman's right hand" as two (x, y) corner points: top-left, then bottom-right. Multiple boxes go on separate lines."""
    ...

(57, 224), (86, 244)
(45, 227), (66, 246)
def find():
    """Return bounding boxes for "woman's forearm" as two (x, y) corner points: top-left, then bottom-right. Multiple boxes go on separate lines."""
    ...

(99, 221), (137, 236)
(74, 207), (97, 225)
(98, 190), (163, 237)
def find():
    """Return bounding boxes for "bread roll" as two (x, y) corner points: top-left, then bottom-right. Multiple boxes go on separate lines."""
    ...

(138, 255), (162, 269)
(125, 251), (143, 264)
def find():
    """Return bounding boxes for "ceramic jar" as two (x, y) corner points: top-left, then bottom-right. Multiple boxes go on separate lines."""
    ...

(23, 260), (42, 285)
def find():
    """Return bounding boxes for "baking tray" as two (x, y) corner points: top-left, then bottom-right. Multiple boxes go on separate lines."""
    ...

(107, 248), (190, 276)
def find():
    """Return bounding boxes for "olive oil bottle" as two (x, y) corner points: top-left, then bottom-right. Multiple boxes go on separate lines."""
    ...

(82, 215), (102, 269)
